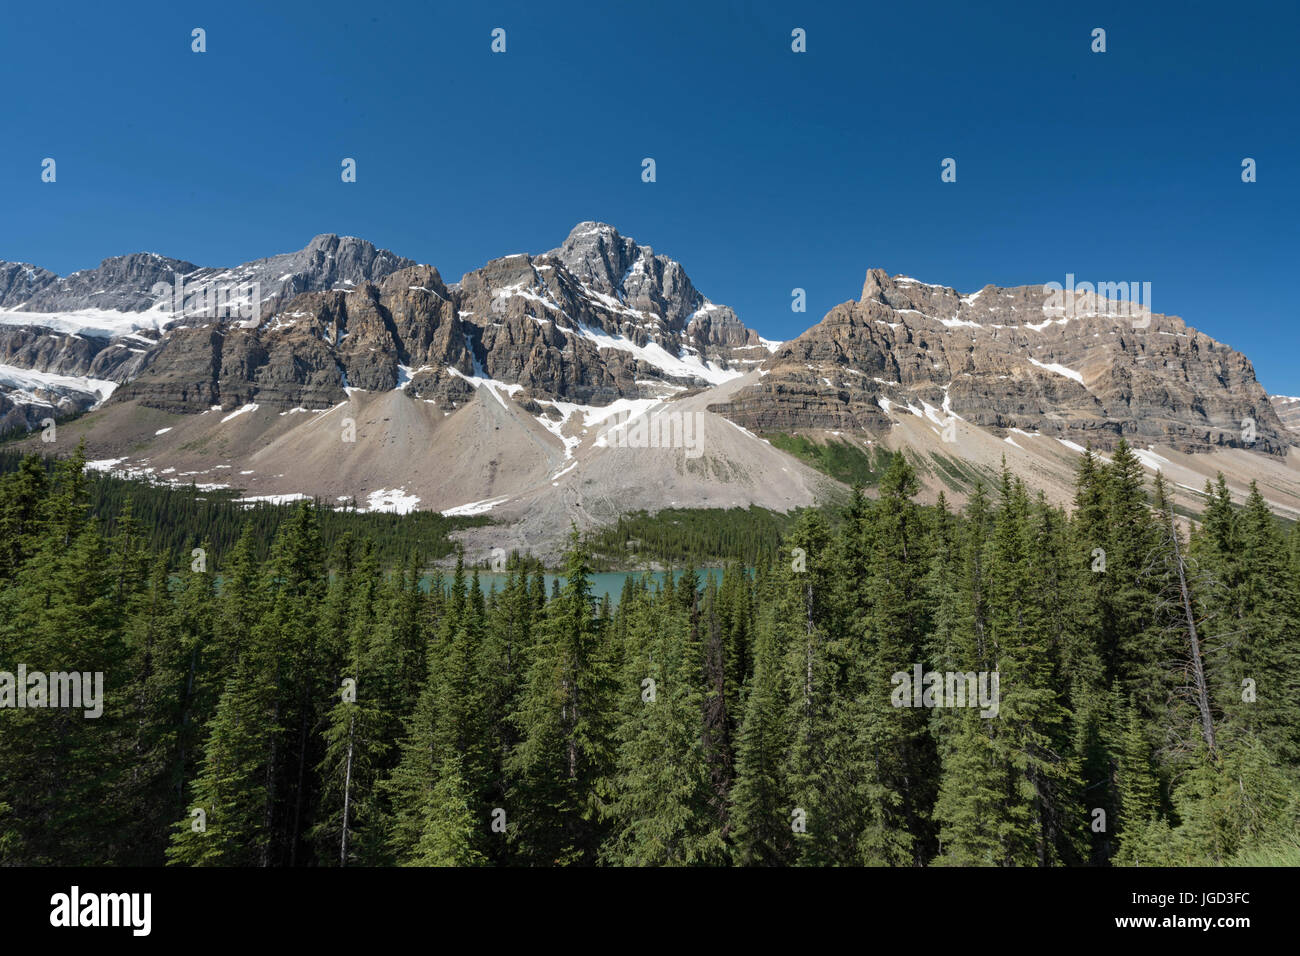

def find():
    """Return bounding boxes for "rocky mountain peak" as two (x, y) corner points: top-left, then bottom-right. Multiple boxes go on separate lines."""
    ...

(0, 262), (60, 308)
(244, 234), (417, 300)
(859, 267), (894, 302)
(549, 222), (644, 292)
(545, 222), (720, 335)
(859, 269), (974, 318)
(87, 223), (769, 418)
(300, 233), (391, 262)
(0, 235), (417, 317)
(4, 233), (1298, 535)
(3, 252), (202, 312)
(89, 252), (201, 279)
(719, 272), (1292, 457)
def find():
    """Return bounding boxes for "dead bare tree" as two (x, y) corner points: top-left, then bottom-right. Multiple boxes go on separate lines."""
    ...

(1140, 482), (1220, 759)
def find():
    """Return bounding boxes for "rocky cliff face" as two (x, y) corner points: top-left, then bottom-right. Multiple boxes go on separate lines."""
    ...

(710, 269), (1291, 456)
(116, 223), (768, 415)
(0, 235), (418, 425)
(1271, 395), (1300, 434)
(548, 222), (756, 347)
(121, 264), (468, 413)
(1, 232), (1293, 465)
(0, 253), (201, 312)
(0, 235), (415, 314)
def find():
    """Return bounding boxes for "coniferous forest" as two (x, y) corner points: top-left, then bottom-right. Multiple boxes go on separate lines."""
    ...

(1, 440), (1297, 867)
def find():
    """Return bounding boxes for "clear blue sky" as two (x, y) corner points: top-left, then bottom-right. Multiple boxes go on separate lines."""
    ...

(3, 0), (1297, 393)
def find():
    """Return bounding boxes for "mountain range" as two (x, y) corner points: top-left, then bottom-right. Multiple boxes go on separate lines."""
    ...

(3, 223), (1297, 562)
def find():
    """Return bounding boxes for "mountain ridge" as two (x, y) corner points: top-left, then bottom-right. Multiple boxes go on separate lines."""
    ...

(3, 223), (1297, 562)
(712, 267), (1289, 456)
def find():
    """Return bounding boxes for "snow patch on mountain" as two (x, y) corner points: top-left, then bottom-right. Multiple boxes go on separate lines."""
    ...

(220, 403), (259, 424)
(1027, 357), (1085, 385)
(0, 306), (171, 339)
(362, 488), (421, 514)
(441, 495), (510, 517)
(571, 322), (743, 386)
(0, 363), (119, 406)
(446, 366), (524, 408)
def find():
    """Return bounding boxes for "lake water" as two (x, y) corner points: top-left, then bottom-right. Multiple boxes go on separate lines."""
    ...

(422, 567), (727, 607)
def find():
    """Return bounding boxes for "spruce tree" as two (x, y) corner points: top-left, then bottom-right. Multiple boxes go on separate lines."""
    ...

(729, 610), (793, 865)
(604, 578), (725, 865)
(507, 529), (616, 864)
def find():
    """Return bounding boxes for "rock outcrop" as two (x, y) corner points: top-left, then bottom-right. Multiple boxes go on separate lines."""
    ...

(115, 224), (767, 415)
(0, 231), (1293, 466)
(710, 270), (1290, 455)
(0, 235), (415, 314)
(0, 235), (419, 426)
(1271, 395), (1300, 434)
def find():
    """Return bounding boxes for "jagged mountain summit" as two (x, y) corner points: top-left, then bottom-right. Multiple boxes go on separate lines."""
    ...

(1271, 395), (1300, 434)
(0, 234), (415, 313)
(2, 224), (1297, 561)
(0, 224), (772, 429)
(713, 268), (1290, 456)
(0, 234), (418, 433)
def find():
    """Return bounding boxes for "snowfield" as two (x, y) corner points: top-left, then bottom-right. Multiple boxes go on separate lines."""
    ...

(0, 363), (119, 406)
(1028, 357), (1085, 385)
(0, 306), (170, 339)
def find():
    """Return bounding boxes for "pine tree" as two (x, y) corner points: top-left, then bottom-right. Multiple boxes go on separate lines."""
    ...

(166, 662), (276, 866)
(983, 470), (1079, 865)
(729, 608), (793, 865)
(476, 557), (533, 864)
(409, 754), (488, 866)
(716, 561), (753, 726)
(1227, 483), (1300, 762)
(1100, 440), (1161, 706)
(699, 573), (735, 839)
(932, 708), (1005, 865)
(850, 454), (936, 864)
(0, 454), (49, 581)
(932, 484), (1006, 864)
(0, 516), (124, 863)
(173, 542), (218, 801)
(604, 578), (725, 865)
(1112, 691), (1160, 865)
(507, 529), (616, 864)
(257, 503), (328, 866)
(312, 547), (390, 865)
(118, 555), (187, 863)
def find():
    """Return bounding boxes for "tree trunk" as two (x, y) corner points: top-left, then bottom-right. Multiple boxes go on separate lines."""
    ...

(1168, 511), (1216, 754)
(340, 710), (356, 866)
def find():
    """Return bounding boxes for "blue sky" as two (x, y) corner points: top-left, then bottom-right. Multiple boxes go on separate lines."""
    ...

(3, 0), (1297, 393)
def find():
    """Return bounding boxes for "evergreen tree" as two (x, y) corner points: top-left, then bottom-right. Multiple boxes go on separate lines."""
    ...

(604, 576), (725, 865)
(409, 754), (488, 866)
(166, 662), (276, 866)
(507, 530), (616, 864)
(1112, 691), (1160, 865)
(729, 608), (792, 865)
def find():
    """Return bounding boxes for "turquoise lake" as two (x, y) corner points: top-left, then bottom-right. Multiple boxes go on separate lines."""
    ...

(421, 567), (727, 607)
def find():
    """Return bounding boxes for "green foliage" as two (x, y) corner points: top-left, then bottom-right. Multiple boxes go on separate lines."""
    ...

(1, 447), (1296, 868)
(0, 450), (489, 571)
(585, 506), (792, 570)
(764, 433), (889, 487)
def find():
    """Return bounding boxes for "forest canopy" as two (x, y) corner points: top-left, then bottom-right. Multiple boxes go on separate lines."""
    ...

(0, 441), (1297, 866)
